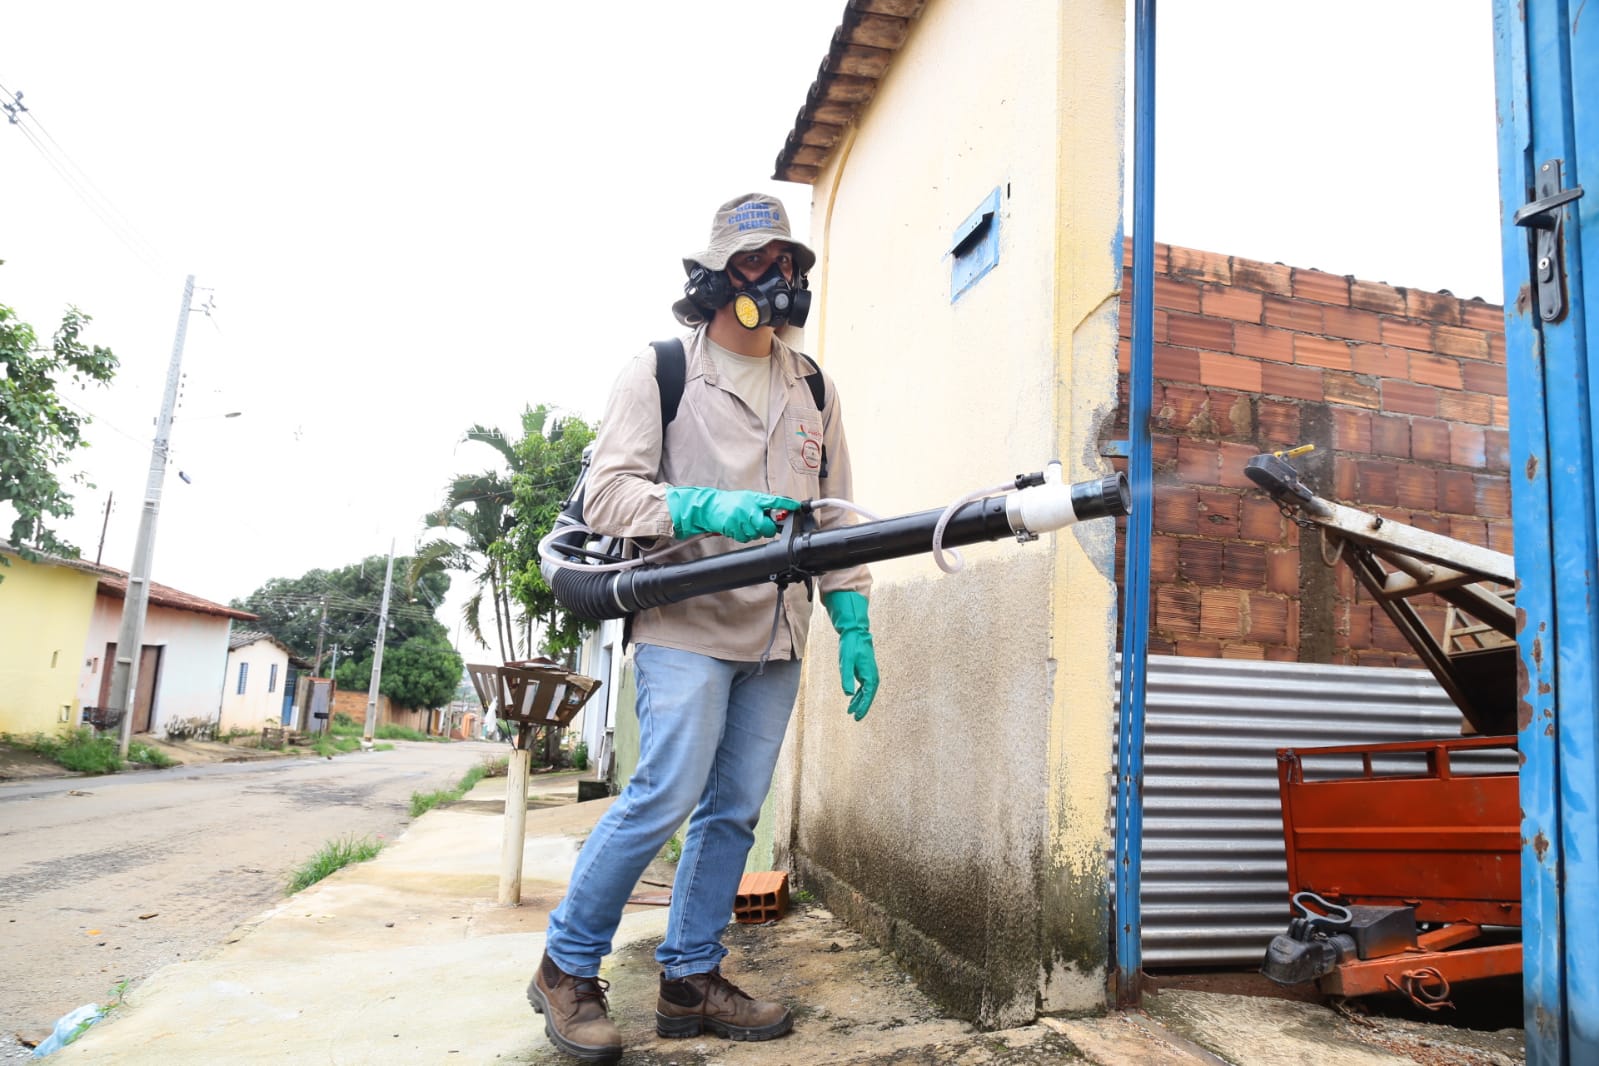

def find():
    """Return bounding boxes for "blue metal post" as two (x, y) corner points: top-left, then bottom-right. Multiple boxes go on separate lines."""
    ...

(1491, 1), (1598, 1060)
(1113, 0), (1156, 1006)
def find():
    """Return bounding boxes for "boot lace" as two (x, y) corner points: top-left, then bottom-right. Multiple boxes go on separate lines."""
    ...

(702, 969), (753, 1001)
(568, 975), (612, 1010)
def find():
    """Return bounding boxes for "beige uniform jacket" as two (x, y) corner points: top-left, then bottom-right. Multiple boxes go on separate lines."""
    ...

(584, 327), (871, 661)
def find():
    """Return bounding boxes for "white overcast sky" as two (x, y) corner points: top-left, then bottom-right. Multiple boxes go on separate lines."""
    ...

(2, 2), (1501, 657)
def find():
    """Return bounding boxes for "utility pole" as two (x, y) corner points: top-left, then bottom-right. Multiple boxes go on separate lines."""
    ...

(362, 542), (395, 747)
(94, 491), (113, 566)
(312, 598), (328, 675)
(111, 275), (195, 757)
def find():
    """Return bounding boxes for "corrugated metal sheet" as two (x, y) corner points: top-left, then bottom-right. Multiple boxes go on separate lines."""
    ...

(1127, 655), (1515, 969)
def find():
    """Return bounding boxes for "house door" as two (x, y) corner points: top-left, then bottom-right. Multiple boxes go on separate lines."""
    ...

(132, 646), (162, 734)
(1491, 3), (1598, 1061)
(99, 642), (162, 733)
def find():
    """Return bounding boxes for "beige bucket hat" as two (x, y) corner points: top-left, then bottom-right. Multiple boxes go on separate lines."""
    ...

(672, 193), (817, 326)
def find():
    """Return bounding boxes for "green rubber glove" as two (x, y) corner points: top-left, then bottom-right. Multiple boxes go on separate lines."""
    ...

(822, 590), (878, 721)
(665, 486), (800, 542)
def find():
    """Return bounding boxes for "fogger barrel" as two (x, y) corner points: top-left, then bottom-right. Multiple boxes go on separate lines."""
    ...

(545, 466), (1130, 623)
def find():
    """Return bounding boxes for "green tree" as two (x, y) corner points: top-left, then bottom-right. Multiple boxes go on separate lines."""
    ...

(231, 556), (450, 664)
(409, 424), (523, 661)
(504, 404), (596, 658)
(335, 636), (462, 711)
(0, 303), (118, 563)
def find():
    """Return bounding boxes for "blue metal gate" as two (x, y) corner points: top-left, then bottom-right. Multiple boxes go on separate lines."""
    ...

(1492, 3), (1598, 1061)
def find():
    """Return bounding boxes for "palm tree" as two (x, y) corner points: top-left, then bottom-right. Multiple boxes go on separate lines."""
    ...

(409, 425), (527, 662)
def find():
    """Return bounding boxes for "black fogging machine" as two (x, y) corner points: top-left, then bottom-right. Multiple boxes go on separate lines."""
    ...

(540, 454), (1131, 624)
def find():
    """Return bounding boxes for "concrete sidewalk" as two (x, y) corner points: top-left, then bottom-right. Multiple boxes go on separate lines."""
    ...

(52, 773), (1524, 1065)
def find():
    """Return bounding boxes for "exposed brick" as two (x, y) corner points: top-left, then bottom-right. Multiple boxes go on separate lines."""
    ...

(1383, 380), (1440, 417)
(1292, 269), (1352, 306)
(1351, 344), (1410, 378)
(1411, 352), (1464, 390)
(1156, 586), (1201, 633)
(1489, 331), (1506, 364)
(1178, 439), (1221, 483)
(1411, 418), (1452, 463)
(1232, 257), (1293, 296)
(1200, 589), (1245, 637)
(1201, 284), (1264, 323)
(1451, 424), (1487, 467)
(1167, 245), (1231, 283)
(1321, 305), (1386, 344)
(1152, 434), (1179, 467)
(1439, 470), (1476, 512)
(1404, 288), (1463, 324)
(1155, 276), (1203, 313)
(1374, 611), (1419, 654)
(1118, 335), (1132, 373)
(1462, 359), (1508, 396)
(1153, 344), (1203, 384)
(1488, 520), (1515, 554)
(1234, 323), (1295, 362)
(1258, 399), (1300, 445)
(1175, 638), (1224, 657)
(1265, 296), (1324, 333)
(1157, 384), (1210, 432)
(1197, 488), (1242, 533)
(1219, 443), (1262, 489)
(1154, 484), (1199, 534)
(1179, 538), (1225, 584)
(1438, 391), (1493, 425)
(1323, 373), (1381, 410)
(1295, 335), (1354, 371)
(1267, 548), (1299, 594)
(1211, 390), (1256, 437)
(1347, 604), (1373, 649)
(1396, 466), (1438, 510)
(1241, 496), (1286, 541)
(1168, 313), (1236, 352)
(1246, 592), (1291, 643)
(1460, 300), (1506, 332)
(1265, 645), (1299, 662)
(1449, 516), (1490, 547)
(1150, 534), (1179, 582)
(1435, 325), (1492, 360)
(1223, 542), (1268, 588)
(1350, 279), (1407, 315)
(1477, 475), (1511, 518)
(1492, 395), (1510, 428)
(1148, 636), (1178, 655)
(1485, 428), (1510, 472)
(1358, 460), (1400, 506)
(1261, 362), (1324, 402)
(1381, 319), (1434, 350)
(1333, 456), (1358, 500)
(1333, 408), (1373, 452)
(1222, 643), (1267, 660)
(1371, 414), (1411, 459)
(1410, 512), (1453, 536)
(1199, 351), (1261, 392)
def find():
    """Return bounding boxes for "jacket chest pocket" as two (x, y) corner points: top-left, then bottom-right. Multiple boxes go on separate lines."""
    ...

(782, 406), (827, 478)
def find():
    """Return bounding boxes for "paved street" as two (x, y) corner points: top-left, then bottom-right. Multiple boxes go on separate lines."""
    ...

(0, 739), (505, 1055)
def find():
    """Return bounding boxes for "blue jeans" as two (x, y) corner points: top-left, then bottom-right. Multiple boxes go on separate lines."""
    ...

(544, 643), (802, 979)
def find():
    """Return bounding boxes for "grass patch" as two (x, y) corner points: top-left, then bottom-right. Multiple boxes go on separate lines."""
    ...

(127, 742), (176, 769)
(329, 713), (362, 737)
(311, 733), (361, 758)
(6, 728), (124, 774)
(408, 762), (490, 818)
(285, 834), (384, 894)
(480, 755), (509, 778)
(376, 723), (434, 742)
(661, 834), (683, 864)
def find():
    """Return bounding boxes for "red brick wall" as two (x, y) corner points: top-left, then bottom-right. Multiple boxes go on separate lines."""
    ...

(1107, 241), (1511, 667)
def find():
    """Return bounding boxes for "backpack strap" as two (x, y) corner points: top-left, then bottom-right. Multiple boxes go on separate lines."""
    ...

(652, 338), (687, 426)
(653, 339), (831, 478)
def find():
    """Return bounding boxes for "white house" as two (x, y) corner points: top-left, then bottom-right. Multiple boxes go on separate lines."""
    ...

(78, 570), (257, 738)
(220, 629), (310, 735)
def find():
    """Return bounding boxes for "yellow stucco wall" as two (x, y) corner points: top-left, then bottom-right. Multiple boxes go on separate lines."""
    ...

(776, 0), (1125, 1025)
(0, 553), (99, 736)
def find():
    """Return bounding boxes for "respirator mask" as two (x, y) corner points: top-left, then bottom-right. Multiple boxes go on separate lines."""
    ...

(729, 261), (811, 330)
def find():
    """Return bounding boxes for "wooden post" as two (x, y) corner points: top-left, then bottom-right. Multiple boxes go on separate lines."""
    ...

(498, 741), (532, 905)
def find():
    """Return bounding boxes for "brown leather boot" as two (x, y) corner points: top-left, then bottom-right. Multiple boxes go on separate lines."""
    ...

(526, 952), (623, 1064)
(655, 968), (793, 1041)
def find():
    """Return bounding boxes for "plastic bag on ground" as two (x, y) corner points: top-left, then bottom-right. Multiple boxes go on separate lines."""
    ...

(31, 1003), (104, 1058)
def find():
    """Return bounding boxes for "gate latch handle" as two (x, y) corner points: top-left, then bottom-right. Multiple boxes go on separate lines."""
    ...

(1514, 160), (1584, 323)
